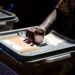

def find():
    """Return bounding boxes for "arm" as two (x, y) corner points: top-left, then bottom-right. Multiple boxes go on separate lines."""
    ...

(39, 0), (63, 30)
(25, 9), (57, 45)
(39, 9), (57, 30)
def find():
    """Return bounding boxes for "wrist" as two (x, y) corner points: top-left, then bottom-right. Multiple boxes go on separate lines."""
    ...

(39, 25), (46, 31)
(36, 26), (46, 35)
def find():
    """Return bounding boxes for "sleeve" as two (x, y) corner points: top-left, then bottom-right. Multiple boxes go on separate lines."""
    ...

(57, 0), (75, 16)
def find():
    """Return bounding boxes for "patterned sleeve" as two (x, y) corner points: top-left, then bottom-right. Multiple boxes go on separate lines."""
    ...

(57, 0), (75, 16)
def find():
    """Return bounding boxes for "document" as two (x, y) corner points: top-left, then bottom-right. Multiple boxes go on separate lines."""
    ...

(2, 36), (38, 53)
(44, 32), (64, 46)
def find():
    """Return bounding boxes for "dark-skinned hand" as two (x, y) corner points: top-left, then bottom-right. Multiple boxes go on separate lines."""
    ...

(24, 27), (46, 46)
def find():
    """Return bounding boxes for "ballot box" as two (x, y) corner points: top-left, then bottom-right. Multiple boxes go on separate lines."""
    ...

(0, 28), (75, 62)
(0, 28), (75, 75)
(0, 9), (18, 31)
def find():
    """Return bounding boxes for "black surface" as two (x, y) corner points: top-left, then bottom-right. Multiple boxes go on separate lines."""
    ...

(0, 61), (18, 75)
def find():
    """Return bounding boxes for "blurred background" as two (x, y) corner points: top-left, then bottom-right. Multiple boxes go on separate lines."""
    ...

(0, 0), (59, 28)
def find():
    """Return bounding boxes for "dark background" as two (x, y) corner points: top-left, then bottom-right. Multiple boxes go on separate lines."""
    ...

(0, 1), (75, 75)
(0, 0), (60, 28)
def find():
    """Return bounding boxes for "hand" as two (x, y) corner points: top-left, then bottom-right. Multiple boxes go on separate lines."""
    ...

(24, 26), (46, 45)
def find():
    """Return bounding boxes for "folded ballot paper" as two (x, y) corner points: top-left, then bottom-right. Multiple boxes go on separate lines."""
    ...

(1, 35), (38, 53)
(0, 31), (65, 53)
(44, 32), (64, 46)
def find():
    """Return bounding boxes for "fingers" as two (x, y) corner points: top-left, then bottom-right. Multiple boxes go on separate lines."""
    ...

(25, 28), (35, 46)
(26, 30), (34, 38)
(25, 33), (44, 46)
(34, 35), (44, 44)
(30, 43), (35, 46)
(24, 38), (32, 44)
(25, 26), (45, 46)
(24, 38), (35, 46)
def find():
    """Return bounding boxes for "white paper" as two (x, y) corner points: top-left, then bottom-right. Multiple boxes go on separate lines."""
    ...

(3, 40), (23, 51)
(44, 33), (64, 46)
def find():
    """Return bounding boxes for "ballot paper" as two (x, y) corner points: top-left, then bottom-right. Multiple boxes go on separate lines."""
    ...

(1, 36), (38, 53)
(44, 32), (64, 46)
(0, 31), (65, 54)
